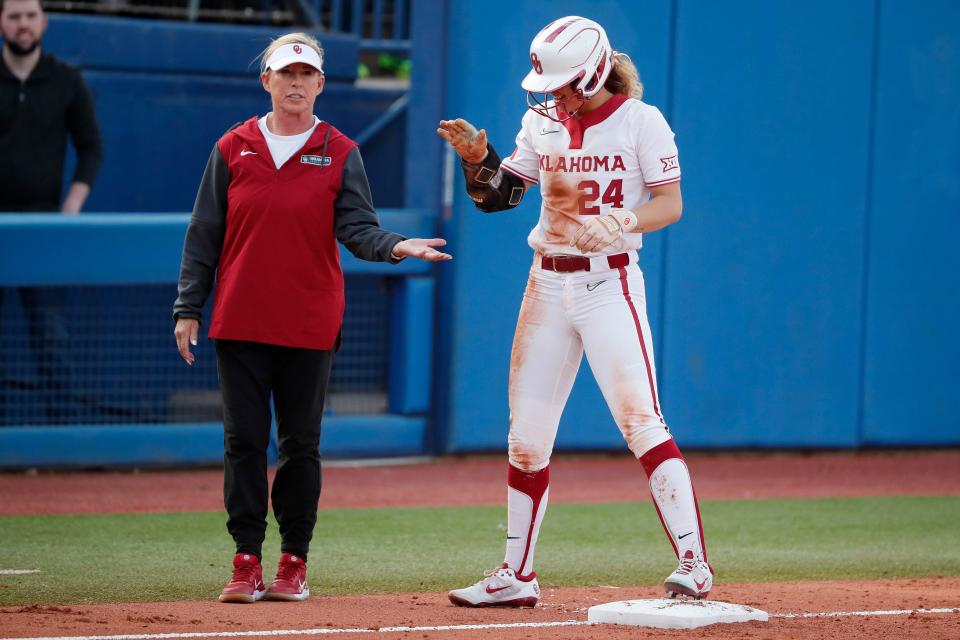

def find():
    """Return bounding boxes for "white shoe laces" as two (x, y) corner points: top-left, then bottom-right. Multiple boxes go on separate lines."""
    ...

(477, 566), (511, 586)
(676, 553), (697, 576)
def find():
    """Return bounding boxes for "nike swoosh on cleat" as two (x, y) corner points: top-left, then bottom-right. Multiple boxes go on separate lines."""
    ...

(485, 585), (511, 594)
(694, 578), (708, 591)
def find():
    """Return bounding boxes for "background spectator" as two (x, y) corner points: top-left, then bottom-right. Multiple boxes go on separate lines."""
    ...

(0, 0), (103, 424)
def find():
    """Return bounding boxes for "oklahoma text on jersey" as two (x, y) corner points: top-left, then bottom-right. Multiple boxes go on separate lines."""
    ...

(539, 154), (627, 173)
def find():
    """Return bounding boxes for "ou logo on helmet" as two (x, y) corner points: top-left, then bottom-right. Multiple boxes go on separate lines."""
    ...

(530, 52), (543, 74)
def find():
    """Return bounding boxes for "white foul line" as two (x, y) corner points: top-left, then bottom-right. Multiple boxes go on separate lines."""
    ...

(771, 607), (958, 619)
(0, 570), (40, 575)
(0, 622), (590, 640)
(1, 608), (958, 640)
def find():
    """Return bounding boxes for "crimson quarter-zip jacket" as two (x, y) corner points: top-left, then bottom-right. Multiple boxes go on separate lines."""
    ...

(173, 117), (405, 350)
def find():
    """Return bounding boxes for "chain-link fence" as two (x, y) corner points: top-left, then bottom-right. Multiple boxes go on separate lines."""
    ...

(0, 276), (389, 426)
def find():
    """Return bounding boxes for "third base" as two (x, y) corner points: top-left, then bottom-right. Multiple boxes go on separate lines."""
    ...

(587, 598), (769, 629)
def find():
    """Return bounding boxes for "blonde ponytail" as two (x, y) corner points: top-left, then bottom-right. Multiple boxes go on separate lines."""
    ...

(604, 52), (644, 100)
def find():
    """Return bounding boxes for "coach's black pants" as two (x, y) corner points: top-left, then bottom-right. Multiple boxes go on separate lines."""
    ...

(215, 339), (333, 562)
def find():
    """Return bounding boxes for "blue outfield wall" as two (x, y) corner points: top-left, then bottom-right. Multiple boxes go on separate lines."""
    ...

(662, 0), (875, 448)
(861, 0), (960, 445)
(435, 0), (960, 452)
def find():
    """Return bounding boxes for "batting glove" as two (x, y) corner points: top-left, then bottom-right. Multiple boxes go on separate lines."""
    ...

(571, 214), (622, 253)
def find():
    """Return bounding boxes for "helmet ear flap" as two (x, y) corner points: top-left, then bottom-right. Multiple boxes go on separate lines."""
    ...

(569, 70), (587, 100)
(581, 48), (609, 96)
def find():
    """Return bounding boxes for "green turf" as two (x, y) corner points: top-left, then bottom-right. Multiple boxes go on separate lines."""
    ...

(1, 496), (957, 605)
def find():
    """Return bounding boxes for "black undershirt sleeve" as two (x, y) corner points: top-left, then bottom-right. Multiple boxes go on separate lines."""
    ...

(173, 144), (229, 323)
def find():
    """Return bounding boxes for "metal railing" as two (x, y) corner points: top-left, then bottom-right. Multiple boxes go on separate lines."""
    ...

(46, 0), (410, 47)
(310, 0), (409, 50)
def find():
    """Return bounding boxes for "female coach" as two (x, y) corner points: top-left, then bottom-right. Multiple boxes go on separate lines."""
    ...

(172, 33), (450, 604)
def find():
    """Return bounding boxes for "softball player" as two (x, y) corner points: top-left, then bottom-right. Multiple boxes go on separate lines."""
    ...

(438, 16), (713, 607)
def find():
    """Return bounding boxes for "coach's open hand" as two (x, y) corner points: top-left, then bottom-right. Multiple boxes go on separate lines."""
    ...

(391, 238), (453, 261)
(174, 318), (200, 366)
(437, 119), (488, 164)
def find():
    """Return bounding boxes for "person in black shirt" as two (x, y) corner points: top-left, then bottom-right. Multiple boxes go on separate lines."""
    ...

(0, 0), (101, 212)
(0, 0), (103, 423)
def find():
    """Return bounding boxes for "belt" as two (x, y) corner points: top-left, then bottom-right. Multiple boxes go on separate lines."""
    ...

(540, 252), (631, 273)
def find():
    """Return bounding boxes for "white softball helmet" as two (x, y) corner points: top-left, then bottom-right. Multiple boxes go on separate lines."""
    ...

(522, 16), (613, 121)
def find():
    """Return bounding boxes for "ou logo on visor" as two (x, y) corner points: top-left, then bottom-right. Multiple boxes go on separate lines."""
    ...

(530, 52), (543, 74)
(293, 44), (302, 54)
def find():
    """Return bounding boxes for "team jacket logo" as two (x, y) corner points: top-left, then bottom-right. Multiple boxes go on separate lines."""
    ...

(538, 154), (626, 173)
(300, 155), (332, 166)
(660, 155), (679, 172)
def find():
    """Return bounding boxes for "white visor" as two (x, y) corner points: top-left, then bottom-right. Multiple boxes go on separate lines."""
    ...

(265, 43), (324, 73)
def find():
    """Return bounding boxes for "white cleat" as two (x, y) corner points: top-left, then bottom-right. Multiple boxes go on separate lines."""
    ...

(448, 564), (540, 608)
(664, 549), (714, 600)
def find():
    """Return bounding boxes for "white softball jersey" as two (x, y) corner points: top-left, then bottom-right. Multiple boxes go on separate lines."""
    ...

(500, 94), (681, 257)
(495, 93), (708, 578)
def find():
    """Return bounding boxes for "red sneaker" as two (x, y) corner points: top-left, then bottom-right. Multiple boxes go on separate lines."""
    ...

(265, 553), (310, 601)
(219, 553), (266, 603)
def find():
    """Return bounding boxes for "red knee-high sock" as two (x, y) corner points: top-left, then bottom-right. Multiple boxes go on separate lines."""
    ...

(503, 463), (549, 578)
(640, 440), (707, 561)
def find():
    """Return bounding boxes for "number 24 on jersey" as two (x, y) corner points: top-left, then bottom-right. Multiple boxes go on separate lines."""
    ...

(578, 179), (624, 215)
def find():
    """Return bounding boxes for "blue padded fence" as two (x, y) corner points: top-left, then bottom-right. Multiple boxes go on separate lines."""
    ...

(0, 212), (436, 467)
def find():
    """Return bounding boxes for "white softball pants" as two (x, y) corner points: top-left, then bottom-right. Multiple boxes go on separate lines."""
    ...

(507, 252), (673, 472)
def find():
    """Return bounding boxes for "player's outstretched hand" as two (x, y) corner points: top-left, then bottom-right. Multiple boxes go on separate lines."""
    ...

(174, 317), (200, 366)
(571, 215), (621, 253)
(437, 118), (488, 164)
(393, 238), (453, 262)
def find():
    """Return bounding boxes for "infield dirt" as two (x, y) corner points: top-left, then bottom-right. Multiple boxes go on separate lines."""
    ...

(1, 450), (958, 639)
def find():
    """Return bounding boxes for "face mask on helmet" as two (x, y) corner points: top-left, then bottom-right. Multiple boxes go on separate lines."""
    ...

(521, 16), (613, 122)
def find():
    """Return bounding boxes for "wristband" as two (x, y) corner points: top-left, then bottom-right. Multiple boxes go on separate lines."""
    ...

(608, 208), (639, 233)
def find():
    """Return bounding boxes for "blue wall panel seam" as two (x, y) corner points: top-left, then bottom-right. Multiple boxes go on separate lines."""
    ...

(856, 0), (883, 445)
(657, 0), (680, 398)
(424, 0), (454, 454)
